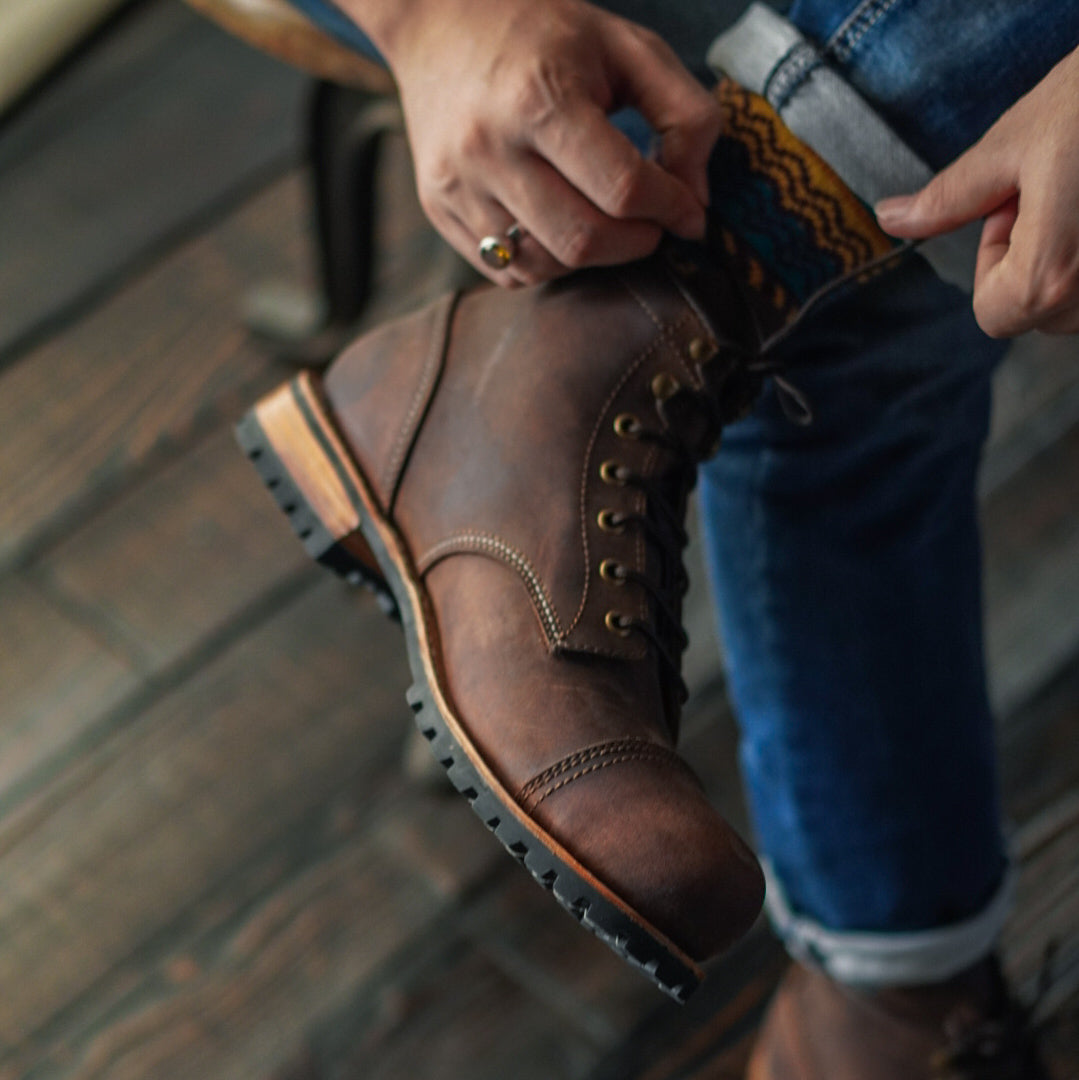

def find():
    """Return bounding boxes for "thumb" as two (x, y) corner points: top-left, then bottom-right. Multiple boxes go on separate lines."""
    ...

(876, 135), (1017, 239)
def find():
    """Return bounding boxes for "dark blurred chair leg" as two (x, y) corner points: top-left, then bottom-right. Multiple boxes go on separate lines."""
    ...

(244, 81), (403, 365)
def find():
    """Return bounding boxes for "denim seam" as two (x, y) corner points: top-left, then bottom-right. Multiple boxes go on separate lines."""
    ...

(763, 41), (825, 112)
(824, 0), (904, 65)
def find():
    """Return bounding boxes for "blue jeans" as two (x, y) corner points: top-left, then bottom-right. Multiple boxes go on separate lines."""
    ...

(287, 0), (1075, 981)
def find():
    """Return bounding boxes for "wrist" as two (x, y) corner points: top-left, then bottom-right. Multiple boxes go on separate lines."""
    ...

(333, 0), (473, 67)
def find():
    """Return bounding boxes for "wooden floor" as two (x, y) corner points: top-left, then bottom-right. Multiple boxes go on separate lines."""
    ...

(1, 3), (1077, 1078)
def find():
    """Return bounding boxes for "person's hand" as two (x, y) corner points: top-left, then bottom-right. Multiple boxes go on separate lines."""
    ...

(348, 0), (720, 286)
(876, 45), (1079, 337)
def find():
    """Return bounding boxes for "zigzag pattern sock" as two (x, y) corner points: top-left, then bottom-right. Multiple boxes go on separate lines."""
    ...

(706, 78), (907, 342)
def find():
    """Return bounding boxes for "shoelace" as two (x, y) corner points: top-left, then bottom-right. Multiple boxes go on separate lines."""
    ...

(930, 945), (1057, 1080)
(600, 361), (750, 708)
(930, 1001), (1047, 1079)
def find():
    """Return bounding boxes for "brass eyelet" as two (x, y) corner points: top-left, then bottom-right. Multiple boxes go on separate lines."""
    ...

(600, 558), (626, 585)
(605, 610), (632, 637)
(613, 413), (640, 438)
(597, 508), (626, 534)
(688, 337), (712, 364)
(599, 459), (627, 486)
(651, 372), (681, 401)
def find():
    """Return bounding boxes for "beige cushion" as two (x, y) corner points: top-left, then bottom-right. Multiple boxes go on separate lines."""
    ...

(0, 0), (127, 113)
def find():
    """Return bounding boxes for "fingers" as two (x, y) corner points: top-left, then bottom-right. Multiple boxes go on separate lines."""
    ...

(531, 101), (706, 241)
(420, 99), (680, 284)
(500, 151), (665, 269)
(397, 0), (720, 287)
(524, 20), (717, 238)
(604, 23), (722, 209)
(875, 133), (1018, 240)
(972, 195), (1079, 338)
(436, 190), (571, 287)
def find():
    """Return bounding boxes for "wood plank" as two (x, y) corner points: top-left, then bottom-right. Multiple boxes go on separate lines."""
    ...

(0, 576), (412, 1059)
(323, 941), (600, 1080)
(0, 172), (310, 571)
(0, 576), (138, 805)
(0, 0), (306, 361)
(986, 332), (1079, 480)
(367, 787), (504, 904)
(999, 656), (1079, 826)
(23, 834), (445, 1080)
(460, 871), (661, 1046)
(983, 420), (1079, 716)
(1004, 791), (1079, 1053)
(34, 427), (309, 674)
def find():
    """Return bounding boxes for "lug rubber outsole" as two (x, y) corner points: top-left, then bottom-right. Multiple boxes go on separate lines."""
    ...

(236, 372), (703, 1002)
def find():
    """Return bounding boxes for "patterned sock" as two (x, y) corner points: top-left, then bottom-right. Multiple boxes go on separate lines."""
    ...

(706, 77), (907, 343)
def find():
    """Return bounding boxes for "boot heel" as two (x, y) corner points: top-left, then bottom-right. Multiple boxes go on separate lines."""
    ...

(236, 373), (399, 619)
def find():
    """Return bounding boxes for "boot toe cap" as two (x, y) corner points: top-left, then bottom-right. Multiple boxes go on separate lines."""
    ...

(526, 753), (764, 961)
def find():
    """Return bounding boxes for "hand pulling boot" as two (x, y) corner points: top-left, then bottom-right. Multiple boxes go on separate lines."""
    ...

(236, 245), (768, 1001)
(235, 75), (915, 1001)
(748, 957), (1051, 1079)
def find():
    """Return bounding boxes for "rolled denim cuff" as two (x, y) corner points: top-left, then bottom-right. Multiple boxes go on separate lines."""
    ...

(706, 2), (981, 292)
(762, 859), (1015, 988)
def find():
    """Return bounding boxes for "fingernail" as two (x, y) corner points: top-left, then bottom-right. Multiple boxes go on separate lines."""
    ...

(875, 194), (913, 225)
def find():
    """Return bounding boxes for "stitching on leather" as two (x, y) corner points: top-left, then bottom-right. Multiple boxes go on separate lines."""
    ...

(568, 281), (700, 642)
(626, 272), (715, 388)
(532, 756), (656, 806)
(621, 279), (701, 375)
(382, 293), (455, 508)
(825, 0), (901, 64)
(518, 740), (687, 809)
(518, 738), (657, 799)
(418, 530), (565, 644)
(570, 341), (655, 639)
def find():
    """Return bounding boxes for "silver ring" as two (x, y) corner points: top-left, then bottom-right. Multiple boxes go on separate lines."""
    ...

(478, 223), (523, 270)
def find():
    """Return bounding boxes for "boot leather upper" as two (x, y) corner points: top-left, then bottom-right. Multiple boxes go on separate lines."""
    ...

(748, 959), (1049, 1079)
(323, 251), (764, 958)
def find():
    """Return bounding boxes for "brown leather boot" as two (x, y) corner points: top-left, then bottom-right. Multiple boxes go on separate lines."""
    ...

(747, 958), (1050, 1079)
(236, 245), (766, 1000)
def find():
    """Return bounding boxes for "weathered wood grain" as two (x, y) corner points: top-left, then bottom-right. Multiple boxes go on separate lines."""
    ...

(987, 333), (1079, 477)
(460, 871), (660, 1045)
(35, 427), (310, 674)
(0, 577), (411, 1059)
(331, 942), (600, 1080)
(0, 173), (310, 571)
(0, 0), (306, 361)
(983, 421), (1079, 716)
(999, 658), (1079, 827)
(1005, 789), (1079, 1044)
(0, 576), (138, 806)
(34, 836), (445, 1080)
(367, 787), (504, 904)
